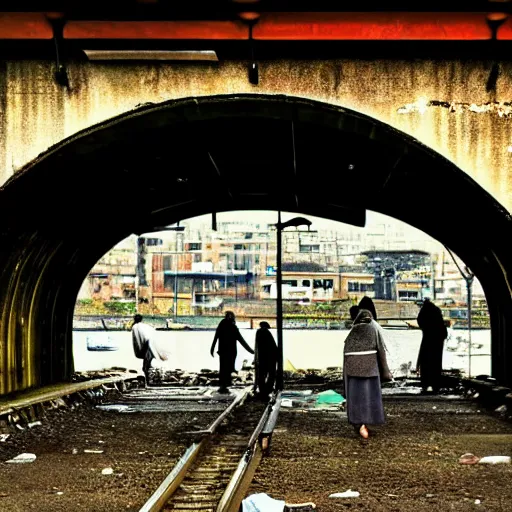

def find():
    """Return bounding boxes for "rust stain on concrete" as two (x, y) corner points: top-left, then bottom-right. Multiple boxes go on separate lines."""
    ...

(2, 59), (512, 213)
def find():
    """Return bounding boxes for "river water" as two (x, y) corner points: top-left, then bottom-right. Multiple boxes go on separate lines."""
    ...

(73, 328), (491, 378)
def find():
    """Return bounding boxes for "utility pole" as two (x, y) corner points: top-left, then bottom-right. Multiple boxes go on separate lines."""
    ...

(173, 248), (179, 322)
(276, 212), (284, 390)
(445, 246), (475, 377)
(173, 230), (184, 322)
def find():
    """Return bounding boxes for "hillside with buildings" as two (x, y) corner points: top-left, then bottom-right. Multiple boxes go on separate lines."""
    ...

(75, 212), (487, 329)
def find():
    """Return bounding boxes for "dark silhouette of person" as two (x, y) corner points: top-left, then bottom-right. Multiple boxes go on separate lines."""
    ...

(349, 305), (360, 321)
(211, 311), (254, 393)
(416, 299), (448, 394)
(254, 321), (278, 400)
(358, 296), (378, 321)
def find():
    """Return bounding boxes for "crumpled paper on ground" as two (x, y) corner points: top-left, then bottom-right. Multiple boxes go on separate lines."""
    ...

(242, 493), (286, 512)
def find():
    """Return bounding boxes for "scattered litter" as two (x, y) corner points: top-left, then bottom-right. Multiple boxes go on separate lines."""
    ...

(101, 467), (113, 475)
(475, 499), (481, 505)
(72, 448), (78, 455)
(28, 421), (42, 428)
(386, 494), (399, 497)
(426, 494), (435, 498)
(98, 440), (105, 444)
(56, 492), (64, 496)
(329, 490), (360, 498)
(241, 492), (286, 511)
(139, 451), (148, 455)
(479, 456), (511, 464)
(6, 453), (37, 464)
(459, 453), (480, 465)
(316, 390), (345, 406)
(0, 434), (10, 442)
(96, 404), (131, 413)
(495, 405), (507, 413)
(284, 502), (316, 511)
(84, 450), (104, 454)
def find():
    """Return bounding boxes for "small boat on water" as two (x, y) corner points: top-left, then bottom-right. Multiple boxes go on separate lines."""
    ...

(86, 335), (119, 351)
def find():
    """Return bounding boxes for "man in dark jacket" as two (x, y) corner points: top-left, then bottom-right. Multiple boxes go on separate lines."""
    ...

(254, 321), (278, 400)
(211, 311), (254, 393)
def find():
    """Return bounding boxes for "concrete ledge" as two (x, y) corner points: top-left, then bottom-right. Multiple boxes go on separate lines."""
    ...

(0, 372), (139, 416)
(451, 376), (511, 409)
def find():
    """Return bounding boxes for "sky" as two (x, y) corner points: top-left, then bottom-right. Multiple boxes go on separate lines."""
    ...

(179, 209), (437, 243)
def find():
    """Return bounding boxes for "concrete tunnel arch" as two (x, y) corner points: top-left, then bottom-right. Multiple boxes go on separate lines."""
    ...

(0, 94), (511, 395)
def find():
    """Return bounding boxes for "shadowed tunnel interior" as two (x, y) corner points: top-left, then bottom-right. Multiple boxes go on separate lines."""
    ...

(0, 94), (511, 395)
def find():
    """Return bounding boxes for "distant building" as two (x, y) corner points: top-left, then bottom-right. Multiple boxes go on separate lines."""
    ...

(77, 235), (138, 302)
(259, 271), (374, 302)
(362, 250), (432, 302)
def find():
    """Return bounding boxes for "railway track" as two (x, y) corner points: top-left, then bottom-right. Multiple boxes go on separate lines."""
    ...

(140, 387), (282, 512)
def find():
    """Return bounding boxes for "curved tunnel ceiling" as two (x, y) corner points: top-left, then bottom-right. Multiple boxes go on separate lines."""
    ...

(0, 94), (511, 394)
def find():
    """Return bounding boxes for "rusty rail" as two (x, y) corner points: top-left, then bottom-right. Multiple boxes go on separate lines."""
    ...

(216, 393), (282, 512)
(138, 386), (252, 512)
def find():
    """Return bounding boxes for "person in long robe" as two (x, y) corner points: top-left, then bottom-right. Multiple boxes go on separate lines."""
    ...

(343, 309), (392, 439)
(416, 299), (448, 394)
(132, 314), (167, 386)
(254, 321), (278, 400)
(211, 311), (254, 393)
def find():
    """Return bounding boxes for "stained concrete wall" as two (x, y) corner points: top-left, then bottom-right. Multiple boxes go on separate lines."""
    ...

(1, 59), (511, 213)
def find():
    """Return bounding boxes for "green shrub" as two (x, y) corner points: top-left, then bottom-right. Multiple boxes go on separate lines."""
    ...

(104, 301), (136, 315)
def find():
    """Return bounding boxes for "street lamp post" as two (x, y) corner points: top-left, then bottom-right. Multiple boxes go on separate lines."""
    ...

(274, 213), (313, 390)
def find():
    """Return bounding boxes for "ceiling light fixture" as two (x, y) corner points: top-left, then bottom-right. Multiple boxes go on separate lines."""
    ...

(83, 50), (219, 62)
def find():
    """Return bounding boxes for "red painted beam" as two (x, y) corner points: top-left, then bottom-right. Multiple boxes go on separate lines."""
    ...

(254, 12), (494, 40)
(64, 20), (248, 39)
(3, 11), (512, 41)
(63, 12), (500, 41)
(0, 12), (53, 39)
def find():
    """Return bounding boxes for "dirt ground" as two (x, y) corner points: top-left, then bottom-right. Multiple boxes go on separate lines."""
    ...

(0, 398), (219, 511)
(1, 391), (511, 511)
(247, 397), (512, 511)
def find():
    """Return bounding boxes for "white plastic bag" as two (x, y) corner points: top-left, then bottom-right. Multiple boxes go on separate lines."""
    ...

(329, 490), (360, 498)
(242, 493), (285, 512)
(479, 456), (511, 464)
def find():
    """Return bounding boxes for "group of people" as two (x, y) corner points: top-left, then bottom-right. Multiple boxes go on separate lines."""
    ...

(210, 311), (278, 398)
(131, 296), (448, 438)
(131, 311), (278, 400)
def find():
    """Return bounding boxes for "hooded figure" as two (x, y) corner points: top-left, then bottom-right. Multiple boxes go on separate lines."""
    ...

(343, 309), (391, 439)
(254, 321), (278, 400)
(211, 311), (254, 393)
(416, 299), (448, 393)
(358, 296), (378, 321)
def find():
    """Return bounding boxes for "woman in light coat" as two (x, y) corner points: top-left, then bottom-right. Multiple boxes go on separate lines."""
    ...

(343, 309), (392, 439)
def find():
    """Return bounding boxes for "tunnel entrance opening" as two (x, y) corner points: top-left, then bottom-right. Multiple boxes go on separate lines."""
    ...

(0, 94), (510, 395)
(73, 209), (492, 388)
